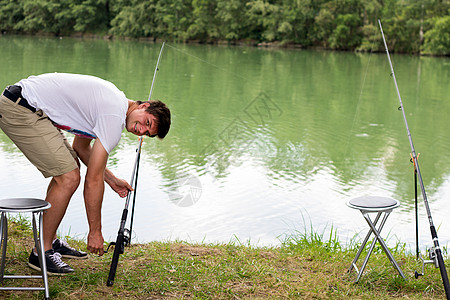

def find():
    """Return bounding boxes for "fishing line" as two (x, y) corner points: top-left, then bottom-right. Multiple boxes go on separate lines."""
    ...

(168, 41), (381, 191)
(341, 36), (384, 194)
(165, 43), (250, 83)
(343, 47), (374, 160)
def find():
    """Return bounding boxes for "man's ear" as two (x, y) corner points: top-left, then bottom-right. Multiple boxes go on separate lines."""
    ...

(139, 102), (151, 109)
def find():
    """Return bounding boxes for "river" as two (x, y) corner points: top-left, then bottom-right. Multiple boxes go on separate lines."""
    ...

(0, 35), (449, 251)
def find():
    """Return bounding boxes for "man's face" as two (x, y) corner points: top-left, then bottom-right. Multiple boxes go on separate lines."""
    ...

(126, 103), (158, 137)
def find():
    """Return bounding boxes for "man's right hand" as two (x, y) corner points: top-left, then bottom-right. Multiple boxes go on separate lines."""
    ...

(87, 230), (105, 256)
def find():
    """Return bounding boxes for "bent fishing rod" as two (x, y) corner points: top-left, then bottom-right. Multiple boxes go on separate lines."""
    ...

(378, 20), (450, 299)
(107, 42), (165, 287)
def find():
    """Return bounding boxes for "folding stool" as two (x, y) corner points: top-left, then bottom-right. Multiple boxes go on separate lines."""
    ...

(0, 198), (51, 299)
(347, 196), (406, 282)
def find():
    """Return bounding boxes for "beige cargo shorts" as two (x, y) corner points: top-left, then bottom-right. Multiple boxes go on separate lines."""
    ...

(0, 93), (78, 178)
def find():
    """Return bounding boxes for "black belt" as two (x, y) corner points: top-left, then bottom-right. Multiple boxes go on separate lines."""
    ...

(2, 85), (36, 113)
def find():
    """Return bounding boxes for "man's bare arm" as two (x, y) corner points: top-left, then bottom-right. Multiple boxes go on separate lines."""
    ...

(73, 136), (132, 198)
(83, 139), (108, 255)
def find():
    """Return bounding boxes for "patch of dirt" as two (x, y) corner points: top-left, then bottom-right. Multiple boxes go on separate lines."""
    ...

(170, 244), (223, 257)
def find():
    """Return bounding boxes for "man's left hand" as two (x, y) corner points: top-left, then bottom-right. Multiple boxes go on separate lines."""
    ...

(110, 178), (133, 198)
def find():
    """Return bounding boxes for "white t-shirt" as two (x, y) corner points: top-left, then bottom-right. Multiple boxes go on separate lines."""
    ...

(17, 73), (128, 153)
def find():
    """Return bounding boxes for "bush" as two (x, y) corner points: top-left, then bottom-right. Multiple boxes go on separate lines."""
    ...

(422, 16), (450, 56)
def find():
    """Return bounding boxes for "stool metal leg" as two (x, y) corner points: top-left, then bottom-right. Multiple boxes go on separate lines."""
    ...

(363, 211), (406, 280)
(348, 212), (382, 274)
(32, 213), (43, 271)
(0, 212), (8, 283)
(36, 211), (50, 299)
(356, 211), (390, 282)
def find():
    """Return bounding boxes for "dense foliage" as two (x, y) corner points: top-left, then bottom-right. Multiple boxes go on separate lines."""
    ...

(0, 0), (448, 55)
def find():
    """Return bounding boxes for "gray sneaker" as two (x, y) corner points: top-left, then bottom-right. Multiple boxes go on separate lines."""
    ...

(28, 249), (74, 275)
(52, 238), (88, 259)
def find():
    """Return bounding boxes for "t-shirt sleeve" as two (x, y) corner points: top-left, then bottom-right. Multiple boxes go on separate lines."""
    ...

(93, 115), (124, 154)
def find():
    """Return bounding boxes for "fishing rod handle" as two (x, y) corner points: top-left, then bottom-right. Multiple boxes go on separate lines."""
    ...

(436, 246), (450, 299)
(107, 232), (125, 286)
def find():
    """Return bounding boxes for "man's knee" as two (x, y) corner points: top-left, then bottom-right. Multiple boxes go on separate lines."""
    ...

(54, 168), (81, 192)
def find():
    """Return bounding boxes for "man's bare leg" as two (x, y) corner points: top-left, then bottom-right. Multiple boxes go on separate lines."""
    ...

(43, 168), (80, 251)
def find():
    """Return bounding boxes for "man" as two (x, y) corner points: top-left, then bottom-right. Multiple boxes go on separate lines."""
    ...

(0, 73), (171, 275)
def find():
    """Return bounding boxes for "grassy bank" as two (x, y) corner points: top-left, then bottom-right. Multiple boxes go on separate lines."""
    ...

(0, 219), (447, 299)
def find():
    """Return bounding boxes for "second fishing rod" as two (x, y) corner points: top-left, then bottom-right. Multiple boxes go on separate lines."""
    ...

(378, 20), (450, 299)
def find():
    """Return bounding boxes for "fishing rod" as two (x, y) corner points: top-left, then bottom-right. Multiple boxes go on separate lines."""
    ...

(129, 41), (166, 240)
(378, 20), (450, 299)
(107, 42), (165, 287)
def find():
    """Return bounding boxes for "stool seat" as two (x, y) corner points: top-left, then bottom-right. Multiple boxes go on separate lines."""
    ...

(0, 198), (51, 212)
(347, 196), (405, 282)
(347, 196), (400, 212)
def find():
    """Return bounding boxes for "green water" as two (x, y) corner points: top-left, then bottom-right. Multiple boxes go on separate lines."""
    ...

(0, 35), (449, 247)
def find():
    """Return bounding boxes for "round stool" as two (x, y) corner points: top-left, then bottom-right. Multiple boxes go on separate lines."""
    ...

(347, 196), (406, 282)
(0, 198), (51, 299)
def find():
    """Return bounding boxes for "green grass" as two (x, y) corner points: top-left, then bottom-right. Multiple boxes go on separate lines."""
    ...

(0, 217), (447, 299)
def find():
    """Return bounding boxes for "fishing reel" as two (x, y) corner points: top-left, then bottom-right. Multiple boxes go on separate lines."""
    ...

(415, 246), (439, 279)
(105, 228), (132, 254)
(123, 228), (131, 246)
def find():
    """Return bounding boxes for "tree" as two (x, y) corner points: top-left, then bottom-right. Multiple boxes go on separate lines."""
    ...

(153, 0), (192, 41)
(0, 0), (24, 32)
(186, 0), (219, 42)
(215, 0), (251, 41)
(329, 13), (363, 49)
(276, 0), (318, 45)
(246, 0), (280, 41)
(109, 0), (157, 38)
(15, 0), (74, 35)
(422, 15), (450, 55)
(70, 0), (110, 32)
(313, 6), (335, 47)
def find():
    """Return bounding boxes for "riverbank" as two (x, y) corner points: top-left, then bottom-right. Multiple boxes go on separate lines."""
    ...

(0, 220), (446, 299)
(0, 31), (324, 51)
(0, 31), (444, 56)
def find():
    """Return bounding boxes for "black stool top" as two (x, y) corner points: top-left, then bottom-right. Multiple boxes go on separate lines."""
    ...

(347, 196), (399, 211)
(0, 198), (51, 211)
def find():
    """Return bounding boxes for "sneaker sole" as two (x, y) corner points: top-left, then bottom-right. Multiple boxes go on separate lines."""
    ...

(61, 254), (88, 259)
(27, 262), (73, 276)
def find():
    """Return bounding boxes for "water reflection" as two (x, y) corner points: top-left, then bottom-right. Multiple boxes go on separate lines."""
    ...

(0, 35), (449, 250)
